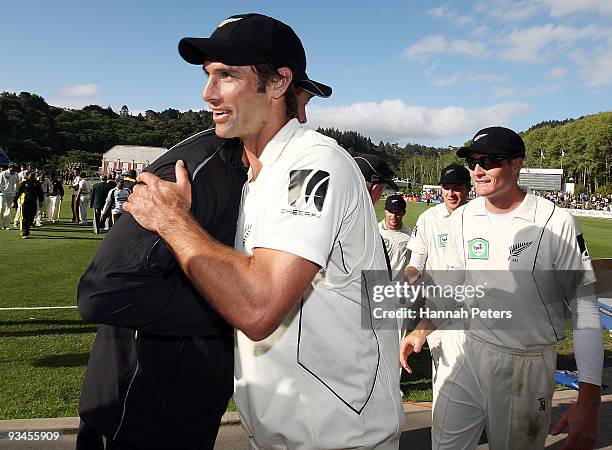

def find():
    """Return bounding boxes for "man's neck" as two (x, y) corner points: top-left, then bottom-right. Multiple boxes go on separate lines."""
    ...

(241, 117), (292, 181)
(484, 186), (526, 213)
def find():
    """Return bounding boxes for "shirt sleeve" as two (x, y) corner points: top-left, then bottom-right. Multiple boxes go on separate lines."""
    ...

(251, 146), (357, 268)
(407, 213), (428, 255)
(551, 210), (597, 290)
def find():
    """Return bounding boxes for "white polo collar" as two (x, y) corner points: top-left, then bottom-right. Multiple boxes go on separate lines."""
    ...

(258, 118), (302, 168)
(469, 189), (537, 222)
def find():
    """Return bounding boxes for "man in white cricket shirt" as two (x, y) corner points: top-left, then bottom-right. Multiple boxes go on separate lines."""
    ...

(402, 127), (602, 450)
(400, 164), (471, 422)
(379, 194), (411, 282)
(124, 13), (403, 450)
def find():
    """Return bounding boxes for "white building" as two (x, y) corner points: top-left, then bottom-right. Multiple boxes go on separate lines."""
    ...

(101, 145), (168, 175)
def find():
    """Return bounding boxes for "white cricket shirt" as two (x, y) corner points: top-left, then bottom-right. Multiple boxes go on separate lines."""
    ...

(445, 191), (597, 350)
(234, 119), (403, 449)
(378, 219), (411, 281)
(407, 202), (452, 272)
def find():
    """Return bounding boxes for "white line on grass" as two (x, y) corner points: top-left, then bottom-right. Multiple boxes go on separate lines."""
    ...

(0, 306), (77, 311)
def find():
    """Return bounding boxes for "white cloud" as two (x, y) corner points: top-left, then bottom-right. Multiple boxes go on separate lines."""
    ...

(477, 0), (543, 21)
(523, 83), (563, 96)
(449, 40), (488, 58)
(500, 24), (605, 63)
(470, 72), (507, 83)
(403, 35), (487, 60)
(428, 3), (474, 26)
(60, 83), (99, 97)
(434, 73), (461, 86)
(493, 87), (515, 98)
(546, 67), (567, 80)
(576, 46), (612, 87)
(403, 35), (448, 60)
(540, 0), (612, 16)
(307, 100), (530, 144)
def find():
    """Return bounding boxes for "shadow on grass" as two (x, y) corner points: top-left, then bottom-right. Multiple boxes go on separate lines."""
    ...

(0, 326), (96, 338)
(31, 235), (102, 241)
(32, 352), (90, 368)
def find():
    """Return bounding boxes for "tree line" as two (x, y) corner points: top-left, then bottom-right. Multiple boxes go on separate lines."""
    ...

(1, 91), (611, 193)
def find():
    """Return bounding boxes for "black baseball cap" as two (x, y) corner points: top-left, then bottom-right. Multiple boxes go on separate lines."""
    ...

(179, 13), (332, 98)
(456, 126), (525, 158)
(385, 194), (406, 213)
(439, 164), (471, 186)
(354, 154), (398, 190)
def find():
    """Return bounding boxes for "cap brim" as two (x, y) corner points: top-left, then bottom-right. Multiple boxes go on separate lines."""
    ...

(296, 75), (332, 98)
(456, 146), (471, 158)
(178, 37), (268, 66)
(386, 179), (398, 190)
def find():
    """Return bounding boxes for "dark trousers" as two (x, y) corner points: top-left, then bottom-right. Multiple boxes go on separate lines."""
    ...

(77, 330), (233, 450)
(19, 202), (37, 237)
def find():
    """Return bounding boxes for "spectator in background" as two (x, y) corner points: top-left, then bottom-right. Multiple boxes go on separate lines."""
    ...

(35, 172), (53, 226)
(71, 168), (81, 223)
(123, 169), (138, 191)
(13, 170), (43, 239)
(77, 171), (91, 225)
(0, 164), (19, 230)
(47, 174), (64, 223)
(90, 175), (111, 234)
(102, 178), (130, 226)
(13, 165), (28, 228)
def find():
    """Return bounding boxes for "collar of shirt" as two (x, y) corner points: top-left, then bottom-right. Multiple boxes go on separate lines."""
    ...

(468, 189), (537, 222)
(379, 219), (408, 233)
(258, 118), (302, 168)
(434, 202), (451, 219)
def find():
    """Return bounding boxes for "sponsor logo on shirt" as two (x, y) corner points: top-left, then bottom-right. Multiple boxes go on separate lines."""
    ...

(283, 169), (330, 218)
(411, 225), (418, 238)
(576, 233), (590, 261)
(437, 233), (447, 247)
(508, 241), (533, 262)
(468, 238), (489, 260)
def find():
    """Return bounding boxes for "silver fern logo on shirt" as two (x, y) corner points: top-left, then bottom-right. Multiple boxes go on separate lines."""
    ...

(283, 170), (330, 217)
(508, 241), (533, 262)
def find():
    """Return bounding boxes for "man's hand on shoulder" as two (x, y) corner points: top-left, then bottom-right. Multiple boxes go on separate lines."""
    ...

(124, 160), (192, 235)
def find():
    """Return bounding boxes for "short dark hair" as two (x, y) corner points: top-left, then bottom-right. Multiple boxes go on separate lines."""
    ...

(252, 63), (297, 120)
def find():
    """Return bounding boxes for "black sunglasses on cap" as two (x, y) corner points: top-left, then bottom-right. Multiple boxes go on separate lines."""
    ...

(465, 154), (516, 170)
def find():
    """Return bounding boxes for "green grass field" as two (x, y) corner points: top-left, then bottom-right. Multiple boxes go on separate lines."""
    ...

(0, 196), (611, 419)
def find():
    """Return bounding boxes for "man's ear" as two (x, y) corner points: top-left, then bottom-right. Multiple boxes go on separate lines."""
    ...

(271, 67), (293, 99)
(511, 157), (524, 175)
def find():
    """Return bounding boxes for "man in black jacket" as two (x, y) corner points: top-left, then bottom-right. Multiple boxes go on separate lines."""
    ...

(89, 175), (111, 234)
(14, 170), (43, 239)
(76, 48), (332, 450)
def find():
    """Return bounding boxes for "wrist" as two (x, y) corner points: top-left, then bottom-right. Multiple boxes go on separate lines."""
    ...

(576, 382), (602, 409)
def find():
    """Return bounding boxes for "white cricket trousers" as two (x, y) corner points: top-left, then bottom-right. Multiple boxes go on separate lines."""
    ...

(431, 332), (555, 450)
(0, 193), (13, 228)
(48, 195), (61, 222)
(78, 194), (90, 224)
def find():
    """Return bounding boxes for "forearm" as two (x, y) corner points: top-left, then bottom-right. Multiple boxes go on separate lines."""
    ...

(158, 214), (289, 340)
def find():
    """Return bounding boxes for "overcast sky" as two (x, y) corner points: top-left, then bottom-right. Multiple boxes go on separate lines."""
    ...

(2, 0), (611, 146)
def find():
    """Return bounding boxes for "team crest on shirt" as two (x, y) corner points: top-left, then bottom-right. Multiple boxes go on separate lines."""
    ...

(437, 233), (448, 247)
(281, 170), (330, 218)
(468, 238), (489, 260)
(508, 241), (533, 262)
